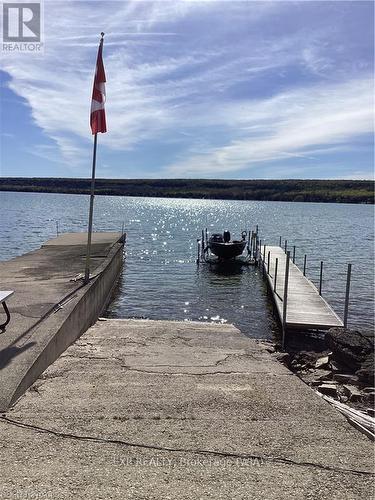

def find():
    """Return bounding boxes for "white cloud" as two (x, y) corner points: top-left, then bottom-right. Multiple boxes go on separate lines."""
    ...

(2, 1), (231, 161)
(0, 0), (373, 178)
(165, 77), (374, 175)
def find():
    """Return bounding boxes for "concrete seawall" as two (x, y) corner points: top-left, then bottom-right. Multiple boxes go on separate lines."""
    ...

(0, 232), (124, 411)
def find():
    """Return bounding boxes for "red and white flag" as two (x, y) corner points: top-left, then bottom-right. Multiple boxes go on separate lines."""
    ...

(90, 35), (107, 134)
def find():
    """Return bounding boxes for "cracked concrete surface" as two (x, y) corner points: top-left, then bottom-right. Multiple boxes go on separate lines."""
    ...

(0, 232), (123, 410)
(0, 319), (374, 499)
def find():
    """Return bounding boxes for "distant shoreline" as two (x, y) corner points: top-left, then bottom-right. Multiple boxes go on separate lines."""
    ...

(0, 177), (374, 204)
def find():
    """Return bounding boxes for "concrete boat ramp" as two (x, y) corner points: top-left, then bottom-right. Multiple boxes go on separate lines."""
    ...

(0, 233), (373, 498)
(1, 319), (374, 499)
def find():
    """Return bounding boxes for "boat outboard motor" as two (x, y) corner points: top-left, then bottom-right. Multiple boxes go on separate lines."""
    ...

(223, 230), (231, 243)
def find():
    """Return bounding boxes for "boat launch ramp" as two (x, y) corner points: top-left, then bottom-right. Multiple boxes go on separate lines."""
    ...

(0, 320), (373, 499)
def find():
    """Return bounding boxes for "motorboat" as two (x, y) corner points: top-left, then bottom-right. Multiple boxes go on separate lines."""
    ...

(208, 230), (247, 260)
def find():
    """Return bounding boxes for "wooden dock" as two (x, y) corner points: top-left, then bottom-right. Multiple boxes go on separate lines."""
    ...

(260, 246), (343, 332)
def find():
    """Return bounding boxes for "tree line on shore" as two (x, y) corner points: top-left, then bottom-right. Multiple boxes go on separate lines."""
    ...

(0, 177), (373, 204)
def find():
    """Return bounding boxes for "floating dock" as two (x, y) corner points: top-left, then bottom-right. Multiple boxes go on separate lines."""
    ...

(261, 245), (343, 332)
(197, 227), (346, 340)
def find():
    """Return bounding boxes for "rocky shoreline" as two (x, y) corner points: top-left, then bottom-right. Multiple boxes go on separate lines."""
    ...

(262, 327), (374, 416)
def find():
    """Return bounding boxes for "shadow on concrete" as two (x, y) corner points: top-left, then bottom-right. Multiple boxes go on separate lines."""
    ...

(0, 342), (36, 370)
(0, 327), (37, 371)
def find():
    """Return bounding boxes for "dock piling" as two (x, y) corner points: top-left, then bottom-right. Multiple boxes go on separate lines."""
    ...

(292, 245), (296, 264)
(263, 244), (267, 276)
(279, 236), (282, 246)
(319, 261), (324, 295)
(303, 254), (307, 276)
(197, 239), (201, 265)
(274, 258), (278, 292)
(284, 240), (288, 253)
(267, 251), (270, 275)
(56, 221), (59, 237)
(343, 263), (352, 327)
(282, 251), (290, 350)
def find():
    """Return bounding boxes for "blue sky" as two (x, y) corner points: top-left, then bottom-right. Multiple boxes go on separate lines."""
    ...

(0, 0), (374, 179)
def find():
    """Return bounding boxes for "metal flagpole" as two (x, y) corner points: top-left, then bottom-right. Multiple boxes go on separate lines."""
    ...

(84, 132), (98, 283)
(84, 31), (106, 284)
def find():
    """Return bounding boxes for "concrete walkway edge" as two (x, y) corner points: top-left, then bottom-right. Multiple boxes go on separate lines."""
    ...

(0, 233), (124, 411)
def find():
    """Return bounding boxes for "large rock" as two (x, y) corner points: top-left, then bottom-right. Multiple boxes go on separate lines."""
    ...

(326, 328), (374, 371)
(342, 384), (362, 401)
(333, 373), (359, 384)
(356, 354), (375, 385)
(290, 350), (323, 369)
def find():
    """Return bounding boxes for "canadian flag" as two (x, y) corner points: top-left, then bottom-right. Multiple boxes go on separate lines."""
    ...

(90, 35), (107, 134)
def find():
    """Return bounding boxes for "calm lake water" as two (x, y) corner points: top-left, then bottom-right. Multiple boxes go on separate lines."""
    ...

(0, 192), (373, 339)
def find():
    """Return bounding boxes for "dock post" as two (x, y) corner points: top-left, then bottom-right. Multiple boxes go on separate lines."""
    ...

(303, 254), (307, 276)
(253, 233), (258, 260)
(279, 236), (282, 247)
(284, 240), (287, 253)
(201, 230), (205, 260)
(263, 244), (267, 276)
(282, 251), (290, 350)
(121, 221), (124, 236)
(343, 263), (352, 328)
(256, 224), (259, 235)
(196, 239), (201, 265)
(292, 246), (296, 264)
(267, 251), (270, 275)
(205, 228), (208, 245)
(247, 231), (251, 257)
(319, 261), (323, 295)
(259, 239), (262, 263)
(260, 244), (267, 276)
(56, 221), (59, 237)
(274, 258), (278, 292)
